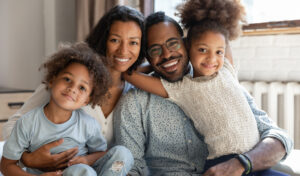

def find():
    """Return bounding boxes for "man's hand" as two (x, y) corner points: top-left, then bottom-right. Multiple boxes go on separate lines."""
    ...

(203, 158), (245, 176)
(21, 139), (78, 171)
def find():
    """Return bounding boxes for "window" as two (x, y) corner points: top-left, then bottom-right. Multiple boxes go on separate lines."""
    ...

(153, 0), (300, 35)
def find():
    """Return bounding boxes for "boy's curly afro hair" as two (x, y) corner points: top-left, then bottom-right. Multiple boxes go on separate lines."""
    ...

(177, 0), (246, 41)
(41, 42), (111, 108)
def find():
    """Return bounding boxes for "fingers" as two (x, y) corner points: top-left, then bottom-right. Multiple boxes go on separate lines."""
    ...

(67, 157), (81, 166)
(53, 147), (78, 166)
(43, 139), (64, 151)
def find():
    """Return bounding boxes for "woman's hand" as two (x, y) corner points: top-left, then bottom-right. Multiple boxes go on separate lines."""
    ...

(68, 151), (107, 167)
(21, 139), (78, 171)
(40, 170), (63, 176)
(203, 158), (244, 176)
(67, 156), (90, 166)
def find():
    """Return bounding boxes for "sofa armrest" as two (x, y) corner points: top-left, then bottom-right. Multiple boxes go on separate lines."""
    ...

(272, 149), (300, 176)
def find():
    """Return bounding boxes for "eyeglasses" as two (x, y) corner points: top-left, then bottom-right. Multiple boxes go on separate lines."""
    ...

(147, 38), (181, 58)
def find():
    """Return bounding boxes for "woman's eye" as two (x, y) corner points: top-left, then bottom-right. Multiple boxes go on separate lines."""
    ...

(130, 41), (139, 45)
(110, 38), (119, 43)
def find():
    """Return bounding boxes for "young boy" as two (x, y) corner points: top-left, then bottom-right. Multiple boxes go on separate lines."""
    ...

(1, 42), (133, 176)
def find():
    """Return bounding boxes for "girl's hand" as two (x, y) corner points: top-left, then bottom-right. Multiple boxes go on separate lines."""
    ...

(68, 156), (90, 166)
(40, 170), (63, 176)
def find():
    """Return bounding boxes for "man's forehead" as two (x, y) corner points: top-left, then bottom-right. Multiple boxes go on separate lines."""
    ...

(147, 22), (181, 46)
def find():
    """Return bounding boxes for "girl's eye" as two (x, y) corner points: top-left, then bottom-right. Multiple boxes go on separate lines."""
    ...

(217, 50), (224, 56)
(198, 48), (207, 53)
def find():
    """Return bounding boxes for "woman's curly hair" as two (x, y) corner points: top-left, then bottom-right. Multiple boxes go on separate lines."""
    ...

(177, 0), (246, 43)
(41, 42), (111, 108)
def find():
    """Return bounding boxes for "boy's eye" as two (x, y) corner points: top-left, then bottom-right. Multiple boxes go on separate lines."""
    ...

(63, 77), (71, 82)
(79, 86), (86, 91)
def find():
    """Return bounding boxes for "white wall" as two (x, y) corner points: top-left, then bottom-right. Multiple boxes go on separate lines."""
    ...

(231, 33), (300, 82)
(0, 0), (76, 90)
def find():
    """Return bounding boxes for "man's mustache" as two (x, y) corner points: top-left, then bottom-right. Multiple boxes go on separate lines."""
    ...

(156, 55), (182, 67)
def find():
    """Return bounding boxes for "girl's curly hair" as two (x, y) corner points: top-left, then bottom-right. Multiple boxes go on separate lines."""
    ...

(177, 0), (246, 42)
(41, 42), (111, 108)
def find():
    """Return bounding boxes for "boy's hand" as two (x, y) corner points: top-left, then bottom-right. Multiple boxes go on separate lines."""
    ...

(68, 156), (90, 166)
(40, 170), (63, 176)
(21, 139), (78, 171)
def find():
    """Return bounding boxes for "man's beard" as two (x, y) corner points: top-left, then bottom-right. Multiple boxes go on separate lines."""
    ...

(152, 55), (189, 83)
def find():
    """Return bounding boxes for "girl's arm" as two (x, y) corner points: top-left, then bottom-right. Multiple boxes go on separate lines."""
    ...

(1, 157), (34, 176)
(123, 71), (168, 98)
(67, 151), (107, 166)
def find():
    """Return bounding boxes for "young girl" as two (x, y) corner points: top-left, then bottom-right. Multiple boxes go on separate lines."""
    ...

(123, 0), (260, 174)
(1, 42), (133, 176)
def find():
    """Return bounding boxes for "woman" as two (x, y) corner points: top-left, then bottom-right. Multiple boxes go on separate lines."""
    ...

(2, 5), (144, 172)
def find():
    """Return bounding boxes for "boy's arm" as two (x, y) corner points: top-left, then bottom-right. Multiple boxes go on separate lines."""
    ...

(123, 71), (168, 98)
(1, 157), (34, 176)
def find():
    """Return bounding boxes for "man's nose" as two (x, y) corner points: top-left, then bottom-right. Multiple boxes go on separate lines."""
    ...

(160, 45), (172, 59)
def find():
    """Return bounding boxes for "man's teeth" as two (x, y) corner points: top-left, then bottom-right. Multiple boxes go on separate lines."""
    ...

(162, 60), (178, 68)
(116, 58), (129, 62)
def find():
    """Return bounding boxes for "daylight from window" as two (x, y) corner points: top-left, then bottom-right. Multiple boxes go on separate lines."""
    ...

(154, 0), (300, 24)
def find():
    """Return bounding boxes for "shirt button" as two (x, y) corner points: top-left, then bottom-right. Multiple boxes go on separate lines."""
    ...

(102, 131), (105, 135)
(184, 118), (187, 121)
(188, 140), (192, 143)
(105, 122), (107, 125)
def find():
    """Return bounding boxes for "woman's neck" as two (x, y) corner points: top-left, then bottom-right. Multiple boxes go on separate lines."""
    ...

(101, 68), (125, 117)
(109, 68), (123, 87)
(44, 101), (72, 124)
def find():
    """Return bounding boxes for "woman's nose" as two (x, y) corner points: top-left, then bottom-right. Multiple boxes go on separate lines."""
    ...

(118, 41), (128, 55)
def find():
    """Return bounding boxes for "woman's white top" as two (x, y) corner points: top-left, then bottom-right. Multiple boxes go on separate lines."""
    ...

(161, 59), (260, 159)
(2, 82), (133, 148)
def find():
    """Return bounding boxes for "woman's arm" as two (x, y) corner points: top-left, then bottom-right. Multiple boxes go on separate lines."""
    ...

(21, 139), (78, 171)
(1, 157), (34, 176)
(123, 71), (168, 98)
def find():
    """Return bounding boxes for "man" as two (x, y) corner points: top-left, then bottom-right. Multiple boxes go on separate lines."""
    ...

(113, 12), (292, 176)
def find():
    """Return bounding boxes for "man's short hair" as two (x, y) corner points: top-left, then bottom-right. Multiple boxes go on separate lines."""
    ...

(145, 12), (184, 47)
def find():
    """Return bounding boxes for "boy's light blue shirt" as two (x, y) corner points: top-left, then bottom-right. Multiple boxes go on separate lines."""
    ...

(3, 105), (107, 174)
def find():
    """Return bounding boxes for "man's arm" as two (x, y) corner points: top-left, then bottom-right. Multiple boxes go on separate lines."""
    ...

(242, 86), (293, 169)
(204, 86), (293, 176)
(113, 90), (149, 176)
